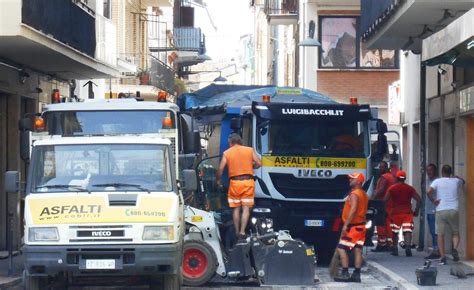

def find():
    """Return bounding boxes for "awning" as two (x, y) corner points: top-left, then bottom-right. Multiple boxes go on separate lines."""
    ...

(423, 37), (474, 67)
(422, 9), (474, 67)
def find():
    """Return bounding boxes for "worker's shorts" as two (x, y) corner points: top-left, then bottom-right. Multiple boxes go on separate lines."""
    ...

(337, 225), (366, 251)
(390, 213), (414, 233)
(227, 179), (255, 208)
(436, 209), (459, 235)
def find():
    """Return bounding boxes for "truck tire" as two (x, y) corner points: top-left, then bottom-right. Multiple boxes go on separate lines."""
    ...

(162, 273), (181, 290)
(182, 240), (217, 286)
(23, 270), (47, 290)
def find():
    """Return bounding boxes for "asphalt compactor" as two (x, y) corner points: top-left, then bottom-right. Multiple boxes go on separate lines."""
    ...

(183, 206), (316, 287)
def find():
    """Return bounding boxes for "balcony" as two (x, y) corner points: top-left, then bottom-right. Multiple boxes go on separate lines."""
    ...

(96, 15), (117, 67)
(173, 27), (203, 51)
(360, 0), (474, 51)
(142, 0), (174, 7)
(0, 0), (119, 79)
(149, 27), (205, 53)
(22, 0), (96, 57)
(264, 0), (298, 25)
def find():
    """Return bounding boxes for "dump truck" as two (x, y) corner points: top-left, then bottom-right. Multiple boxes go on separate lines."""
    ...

(178, 85), (395, 261)
(5, 135), (198, 289)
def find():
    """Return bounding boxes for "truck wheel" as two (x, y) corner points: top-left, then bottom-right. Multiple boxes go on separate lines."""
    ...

(182, 240), (217, 286)
(23, 270), (47, 290)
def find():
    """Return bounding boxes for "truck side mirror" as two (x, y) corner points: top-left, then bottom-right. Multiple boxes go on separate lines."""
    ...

(376, 120), (388, 134)
(230, 117), (242, 132)
(20, 130), (30, 161)
(19, 117), (33, 131)
(181, 169), (197, 192)
(19, 117), (32, 161)
(4, 171), (20, 193)
(377, 134), (388, 158)
(183, 131), (201, 154)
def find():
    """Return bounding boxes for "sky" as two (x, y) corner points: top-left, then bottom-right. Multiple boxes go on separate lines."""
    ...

(194, 0), (254, 61)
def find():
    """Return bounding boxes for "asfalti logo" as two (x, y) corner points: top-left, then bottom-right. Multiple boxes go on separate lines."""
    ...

(39, 204), (102, 221)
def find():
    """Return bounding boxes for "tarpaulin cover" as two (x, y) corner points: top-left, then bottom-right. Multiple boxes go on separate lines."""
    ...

(177, 84), (337, 112)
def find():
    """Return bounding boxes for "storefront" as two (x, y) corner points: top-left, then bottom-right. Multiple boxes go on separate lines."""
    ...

(422, 9), (474, 259)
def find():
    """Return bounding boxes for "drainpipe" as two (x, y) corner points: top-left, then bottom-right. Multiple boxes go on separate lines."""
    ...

(418, 60), (427, 251)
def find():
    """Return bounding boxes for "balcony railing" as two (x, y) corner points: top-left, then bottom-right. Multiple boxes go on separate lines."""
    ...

(173, 27), (203, 51)
(360, 0), (399, 41)
(264, 0), (298, 16)
(150, 55), (176, 94)
(96, 15), (117, 66)
(22, 0), (96, 58)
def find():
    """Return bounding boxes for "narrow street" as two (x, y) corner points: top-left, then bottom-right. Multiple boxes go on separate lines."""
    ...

(1, 0), (474, 289)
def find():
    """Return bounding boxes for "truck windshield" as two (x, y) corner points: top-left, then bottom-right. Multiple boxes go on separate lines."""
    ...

(44, 110), (176, 136)
(30, 144), (173, 193)
(257, 119), (369, 158)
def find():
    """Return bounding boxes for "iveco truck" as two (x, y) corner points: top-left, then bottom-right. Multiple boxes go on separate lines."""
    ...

(178, 85), (392, 261)
(5, 135), (197, 289)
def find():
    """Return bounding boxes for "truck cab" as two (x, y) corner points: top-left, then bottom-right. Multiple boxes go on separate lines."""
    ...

(22, 98), (201, 176)
(6, 136), (197, 289)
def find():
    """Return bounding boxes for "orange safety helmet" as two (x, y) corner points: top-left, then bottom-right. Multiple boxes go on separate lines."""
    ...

(348, 172), (365, 184)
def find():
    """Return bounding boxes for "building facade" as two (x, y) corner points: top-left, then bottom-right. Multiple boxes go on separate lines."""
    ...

(0, 0), (120, 250)
(251, 0), (399, 123)
(361, 1), (474, 259)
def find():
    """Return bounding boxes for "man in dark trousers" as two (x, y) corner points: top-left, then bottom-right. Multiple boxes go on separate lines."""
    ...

(216, 133), (262, 239)
(425, 164), (440, 259)
(334, 172), (368, 283)
(372, 161), (396, 252)
(384, 170), (421, 257)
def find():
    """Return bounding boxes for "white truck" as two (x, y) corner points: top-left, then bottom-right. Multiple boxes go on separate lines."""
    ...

(5, 135), (197, 289)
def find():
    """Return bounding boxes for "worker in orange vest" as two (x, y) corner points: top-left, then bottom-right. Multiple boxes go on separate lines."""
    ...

(372, 161), (396, 252)
(334, 172), (369, 283)
(216, 133), (262, 239)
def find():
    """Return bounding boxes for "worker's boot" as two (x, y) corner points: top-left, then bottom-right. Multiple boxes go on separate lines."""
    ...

(405, 248), (412, 257)
(334, 269), (351, 282)
(350, 271), (361, 283)
(371, 244), (387, 252)
(390, 245), (398, 256)
(425, 250), (441, 260)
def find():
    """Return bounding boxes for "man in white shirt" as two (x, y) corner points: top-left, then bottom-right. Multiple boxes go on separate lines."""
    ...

(427, 165), (465, 265)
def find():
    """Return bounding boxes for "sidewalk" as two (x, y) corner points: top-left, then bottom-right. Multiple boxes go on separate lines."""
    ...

(0, 252), (23, 289)
(366, 249), (474, 289)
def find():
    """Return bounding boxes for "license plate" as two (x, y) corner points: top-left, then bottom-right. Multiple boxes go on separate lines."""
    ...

(86, 259), (116, 269)
(304, 219), (325, 227)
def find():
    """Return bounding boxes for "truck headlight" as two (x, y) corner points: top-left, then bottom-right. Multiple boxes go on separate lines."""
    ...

(29, 227), (59, 242)
(142, 226), (174, 241)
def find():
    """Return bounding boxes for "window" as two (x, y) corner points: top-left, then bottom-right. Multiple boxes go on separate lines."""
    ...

(31, 144), (173, 193)
(103, 0), (111, 19)
(319, 16), (398, 69)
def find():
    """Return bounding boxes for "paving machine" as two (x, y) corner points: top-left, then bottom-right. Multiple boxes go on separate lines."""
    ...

(183, 206), (316, 286)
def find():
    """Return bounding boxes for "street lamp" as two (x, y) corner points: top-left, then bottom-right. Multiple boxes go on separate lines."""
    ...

(297, 20), (322, 88)
(213, 72), (227, 82)
(299, 20), (322, 47)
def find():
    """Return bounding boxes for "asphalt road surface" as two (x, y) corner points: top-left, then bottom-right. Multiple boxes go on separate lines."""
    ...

(8, 265), (397, 289)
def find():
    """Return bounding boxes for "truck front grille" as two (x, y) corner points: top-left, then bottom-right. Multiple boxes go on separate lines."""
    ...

(69, 225), (132, 243)
(269, 173), (350, 199)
